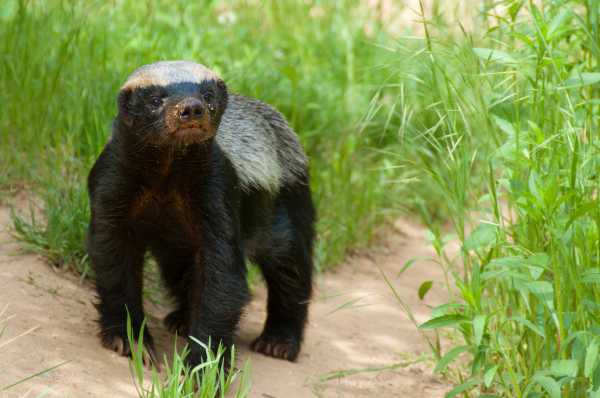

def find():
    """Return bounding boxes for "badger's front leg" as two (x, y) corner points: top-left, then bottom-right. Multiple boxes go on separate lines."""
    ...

(187, 198), (248, 369)
(88, 218), (157, 364)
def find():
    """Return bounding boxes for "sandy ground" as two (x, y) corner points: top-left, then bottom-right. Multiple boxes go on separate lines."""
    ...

(0, 205), (450, 398)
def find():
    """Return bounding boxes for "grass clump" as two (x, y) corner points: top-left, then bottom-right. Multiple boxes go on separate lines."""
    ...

(127, 317), (251, 398)
(399, 1), (600, 396)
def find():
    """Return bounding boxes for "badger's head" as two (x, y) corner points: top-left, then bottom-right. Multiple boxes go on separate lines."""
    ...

(117, 61), (228, 148)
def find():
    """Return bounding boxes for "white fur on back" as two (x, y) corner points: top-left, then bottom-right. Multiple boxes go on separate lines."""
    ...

(217, 97), (282, 192)
(217, 95), (308, 193)
(122, 61), (219, 90)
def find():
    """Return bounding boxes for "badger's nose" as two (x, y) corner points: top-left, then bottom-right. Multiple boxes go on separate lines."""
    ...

(177, 98), (204, 121)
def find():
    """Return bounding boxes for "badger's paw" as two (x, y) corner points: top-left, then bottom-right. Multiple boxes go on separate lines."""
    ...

(100, 329), (159, 370)
(250, 333), (300, 361)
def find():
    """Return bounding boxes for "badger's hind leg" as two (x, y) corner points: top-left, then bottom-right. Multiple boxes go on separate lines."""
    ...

(251, 183), (315, 361)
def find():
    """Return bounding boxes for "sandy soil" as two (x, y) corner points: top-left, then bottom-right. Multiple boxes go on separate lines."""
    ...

(0, 205), (450, 398)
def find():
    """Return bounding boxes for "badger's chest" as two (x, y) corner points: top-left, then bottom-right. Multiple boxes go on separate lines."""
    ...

(128, 186), (201, 246)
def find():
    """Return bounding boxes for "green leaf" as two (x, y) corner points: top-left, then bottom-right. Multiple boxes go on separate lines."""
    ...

(434, 345), (470, 374)
(526, 253), (550, 268)
(525, 281), (554, 310)
(528, 171), (543, 206)
(548, 10), (573, 39)
(492, 115), (516, 136)
(581, 269), (600, 284)
(550, 359), (578, 378)
(528, 266), (544, 280)
(418, 280), (433, 300)
(585, 340), (599, 378)
(431, 303), (468, 318)
(463, 223), (498, 251)
(566, 200), (598, 228)
(488, 256), (545, 279)
(481, 268), (513, 281)
(590, 388), (600, 398)
(489, 256), (525, 267)
(508, 316), (545, 338)
(525, 281), (553, 296)
(508, 1), (524, 20)
(444, 379), (479, 398)
(473, 315), (486, 346)
(484, 365), (498, 388)
(531, 375), (561, 398)
(526, 254), (549, 279)
(397, 257), (418, 276)
(564, 73), (600, 88)
(397, 256), (436, 277)
(474, 48), (516, 64)
(419, 314), (469, 330)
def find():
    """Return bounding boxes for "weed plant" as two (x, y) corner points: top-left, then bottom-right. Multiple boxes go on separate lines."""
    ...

(398, 1), (600, 396)
(126, 316), (251, 398)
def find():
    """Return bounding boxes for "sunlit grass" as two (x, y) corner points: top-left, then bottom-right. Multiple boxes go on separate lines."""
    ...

(6, 0), (600, 396)
(126, 316), (251, 398)
(389, 1), (600, 396)
(0, 0), (409, 272)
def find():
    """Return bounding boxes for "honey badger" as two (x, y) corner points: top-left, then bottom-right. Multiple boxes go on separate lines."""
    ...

(87, 61), (315, 368)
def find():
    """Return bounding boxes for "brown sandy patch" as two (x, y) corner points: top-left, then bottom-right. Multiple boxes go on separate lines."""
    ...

(0, 207), (449, 397)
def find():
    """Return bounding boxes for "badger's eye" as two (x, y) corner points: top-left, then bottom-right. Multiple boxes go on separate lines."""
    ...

(203, 92), (214, 103)
(150, 96), (163, 107)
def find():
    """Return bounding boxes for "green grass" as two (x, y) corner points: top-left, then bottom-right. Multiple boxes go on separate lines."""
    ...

(0, 0), (409, 273)
(126, 317), (251, 398)
(5, 0), (600, 396)
(0, 1), (410, 393)
(386, 1), (600, 397)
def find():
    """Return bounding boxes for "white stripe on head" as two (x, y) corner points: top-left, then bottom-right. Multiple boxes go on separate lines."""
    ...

(121, 61), (220, 90)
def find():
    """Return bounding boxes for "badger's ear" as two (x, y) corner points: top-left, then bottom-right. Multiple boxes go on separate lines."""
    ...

(117, 87), (133, 127)
(216, 78), (228, 111)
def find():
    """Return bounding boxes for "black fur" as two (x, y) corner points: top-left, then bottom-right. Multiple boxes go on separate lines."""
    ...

(87, 75), (315, 369)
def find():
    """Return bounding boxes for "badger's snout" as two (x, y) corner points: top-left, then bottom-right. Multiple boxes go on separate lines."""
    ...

(165, 96), (215, 145)
(159, 96), (216, 145)
(176, 97), (204, 122)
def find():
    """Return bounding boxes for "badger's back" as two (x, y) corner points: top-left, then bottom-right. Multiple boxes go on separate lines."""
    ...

(216, 95), (307, 193)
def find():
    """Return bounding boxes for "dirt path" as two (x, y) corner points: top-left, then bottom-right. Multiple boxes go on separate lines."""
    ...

(0, 206), (449, 397)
